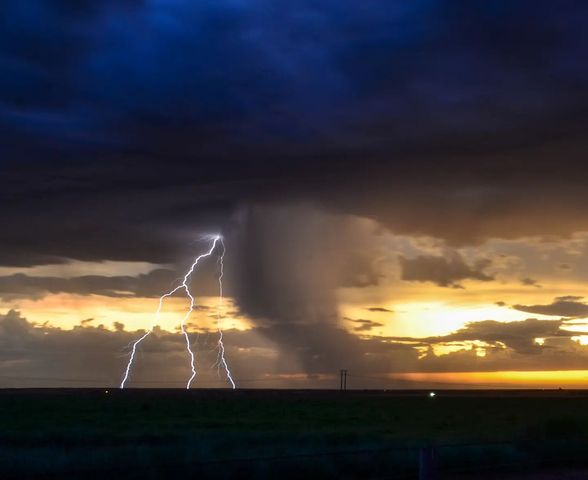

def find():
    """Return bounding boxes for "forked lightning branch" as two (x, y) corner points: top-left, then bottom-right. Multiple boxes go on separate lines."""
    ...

(120, 235), (235, 389)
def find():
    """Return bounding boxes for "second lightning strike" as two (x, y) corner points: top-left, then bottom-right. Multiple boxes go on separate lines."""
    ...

(120, 235), (235, 389)
(213, 238), (236, 388)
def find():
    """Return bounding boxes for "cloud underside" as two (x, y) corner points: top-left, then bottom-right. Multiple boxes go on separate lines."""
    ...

(0, 265), (224, 301)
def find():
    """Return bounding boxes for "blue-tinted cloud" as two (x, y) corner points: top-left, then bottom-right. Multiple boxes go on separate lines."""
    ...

(1, 0), (586, 166)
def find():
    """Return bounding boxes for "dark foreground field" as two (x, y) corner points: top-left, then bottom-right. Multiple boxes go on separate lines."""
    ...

(1, 389), (588, 479)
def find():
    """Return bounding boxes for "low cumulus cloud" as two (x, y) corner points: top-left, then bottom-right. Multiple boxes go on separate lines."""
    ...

(0, 309), (283, 388)
(0, 309), (421, 387)
(513, 296), (588, 318)
(3, 309), (588, 388)
(389, 318), (587, 355)
(345, 318), (385, 333)
(521, 277), (541, 287)
(399, 252), (493, 288)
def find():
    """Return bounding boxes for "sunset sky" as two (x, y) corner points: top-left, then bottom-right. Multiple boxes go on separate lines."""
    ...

(1, 1), (588, 388)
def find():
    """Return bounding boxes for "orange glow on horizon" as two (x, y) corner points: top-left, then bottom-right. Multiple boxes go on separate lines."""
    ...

(394, 370), (588, 388)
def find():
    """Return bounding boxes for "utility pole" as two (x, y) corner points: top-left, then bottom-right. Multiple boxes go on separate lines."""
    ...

(340, 369), (348, 391)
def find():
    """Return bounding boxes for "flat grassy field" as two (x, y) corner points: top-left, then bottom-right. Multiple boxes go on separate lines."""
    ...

(1, 389), (588, 478)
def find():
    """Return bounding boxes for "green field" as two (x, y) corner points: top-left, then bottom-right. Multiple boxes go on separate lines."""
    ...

(1, 389), (588, 478)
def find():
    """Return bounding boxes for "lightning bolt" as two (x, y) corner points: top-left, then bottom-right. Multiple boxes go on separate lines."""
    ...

(120, 235), (227, 389)
(214, 238), (236, 389)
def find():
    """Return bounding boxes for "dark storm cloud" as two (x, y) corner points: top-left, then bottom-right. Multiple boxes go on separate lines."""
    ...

(399, 252), (493, 288)
(513, 296), (588, 318)
(228, 204), (380, 326)
(1, 0), (587, 264)
(1, 0), (588, 380)
(2, 0), (586, 166)
(390, 318), (586, 355)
